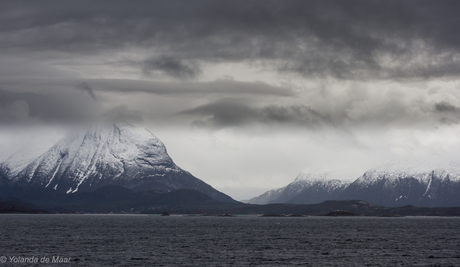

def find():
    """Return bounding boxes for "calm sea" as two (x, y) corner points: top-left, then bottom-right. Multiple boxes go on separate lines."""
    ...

(0, 215), (459, 266)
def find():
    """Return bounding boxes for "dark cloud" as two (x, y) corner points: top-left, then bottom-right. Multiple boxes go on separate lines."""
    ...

(180, 99), (334, 129)
(1, 1), (460, 80)
(434, 102), (460, 125)
(261, 105), (333, 126)
(143, 56), (201, 80)
(0, 77), (293, 126)
(0, 88), (99, 124)
(178, 91), (460, 130)
(179, 100), (257, 128)
(76, 82), (97, 100)
(435, 102), (459, 113)
(0, 99), (34, 124)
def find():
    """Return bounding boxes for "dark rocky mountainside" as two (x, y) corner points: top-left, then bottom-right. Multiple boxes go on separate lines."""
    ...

(0, 185), (241, 213)
(0, 199), (49, 214)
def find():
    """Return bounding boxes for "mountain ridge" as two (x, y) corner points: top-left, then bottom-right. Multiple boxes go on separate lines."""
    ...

(248, 170), (350, 205)
(249, 161), (460, 207)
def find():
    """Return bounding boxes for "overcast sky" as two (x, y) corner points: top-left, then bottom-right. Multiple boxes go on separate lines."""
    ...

(2, 1), (460, 200)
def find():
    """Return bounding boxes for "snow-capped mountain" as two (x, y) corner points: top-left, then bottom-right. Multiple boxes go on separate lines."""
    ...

(245, 187), (284, 205)
(247, 170), (349, 204)
(249, 160), (460, 207)
(339, 160), (460, 207)
(0, 124), (234, 202)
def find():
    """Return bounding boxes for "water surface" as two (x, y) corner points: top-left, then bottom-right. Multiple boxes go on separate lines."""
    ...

(0, 215), (459, 266)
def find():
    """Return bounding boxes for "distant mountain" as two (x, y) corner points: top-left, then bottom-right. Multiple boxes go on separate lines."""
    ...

(0, 199), (49, 214)
(339, 161), (460, 207)
(0, 124), (234, 203)
(247, 170), (349, 204)
(249, 161), (460, 207)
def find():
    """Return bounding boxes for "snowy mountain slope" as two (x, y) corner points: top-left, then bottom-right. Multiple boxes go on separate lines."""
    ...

(247, 170), (350, 204)
(1, 124), (234, 202)
(339, 160), (460, 207)
(246, 187), (285, 205)
(0, 135), (58, 178)
(249, 160), (460, 207)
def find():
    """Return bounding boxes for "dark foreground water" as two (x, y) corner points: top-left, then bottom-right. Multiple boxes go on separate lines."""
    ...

(0, 215), (459, 266)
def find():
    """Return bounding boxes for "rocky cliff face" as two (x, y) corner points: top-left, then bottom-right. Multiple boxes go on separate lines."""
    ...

(0, 124), (235, 202)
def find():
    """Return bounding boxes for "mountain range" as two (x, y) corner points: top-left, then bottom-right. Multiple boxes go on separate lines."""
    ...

(248, 161), (460, 207)
(1, 123), (460, 210)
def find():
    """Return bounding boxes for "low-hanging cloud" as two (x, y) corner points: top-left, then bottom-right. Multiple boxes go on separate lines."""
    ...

(89, 79), (294, 96)
(178, 88), (460, 130)
(0, 88), (100, 124)
(180, 99), (337, 129)
(0, 100), (35, 124)
(102, 105), (144, 123)
(143, 55), (202, 80)
(76, 82), (97, 100)
(434, 101), (460, 125)
(435, 102), (459, 113)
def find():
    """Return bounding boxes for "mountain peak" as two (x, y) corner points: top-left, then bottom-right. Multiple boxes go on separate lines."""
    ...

(360, 160), (460, 185)
(1, 124), (235, 202)
(295, 167), (354, 184)
(247, 169), (350, 205)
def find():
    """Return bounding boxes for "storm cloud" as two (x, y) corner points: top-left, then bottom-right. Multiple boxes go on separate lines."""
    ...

(180, 100), (334, 129)
(179, 92), (458, 130)
(1, 1), (460, 80)
(0, 88), (100, 124)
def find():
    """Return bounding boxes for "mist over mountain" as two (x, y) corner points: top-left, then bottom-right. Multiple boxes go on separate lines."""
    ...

(249, 161), (460, 207)
(0, 124), (234, 203)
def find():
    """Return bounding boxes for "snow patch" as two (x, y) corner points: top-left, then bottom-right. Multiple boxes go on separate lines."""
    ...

(357, 160), (460, 186)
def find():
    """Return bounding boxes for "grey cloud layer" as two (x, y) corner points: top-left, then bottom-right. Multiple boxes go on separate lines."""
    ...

(179, 93), (460, 130)
(0, 88), (100, 124)
(1, 1), (460, 80)
(88, 79), (294, 96)
(143, 56), (202, 80)
(0, 78), (293, 124)
(2, 75), (459, 129)
(180, 100), (333, 129)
